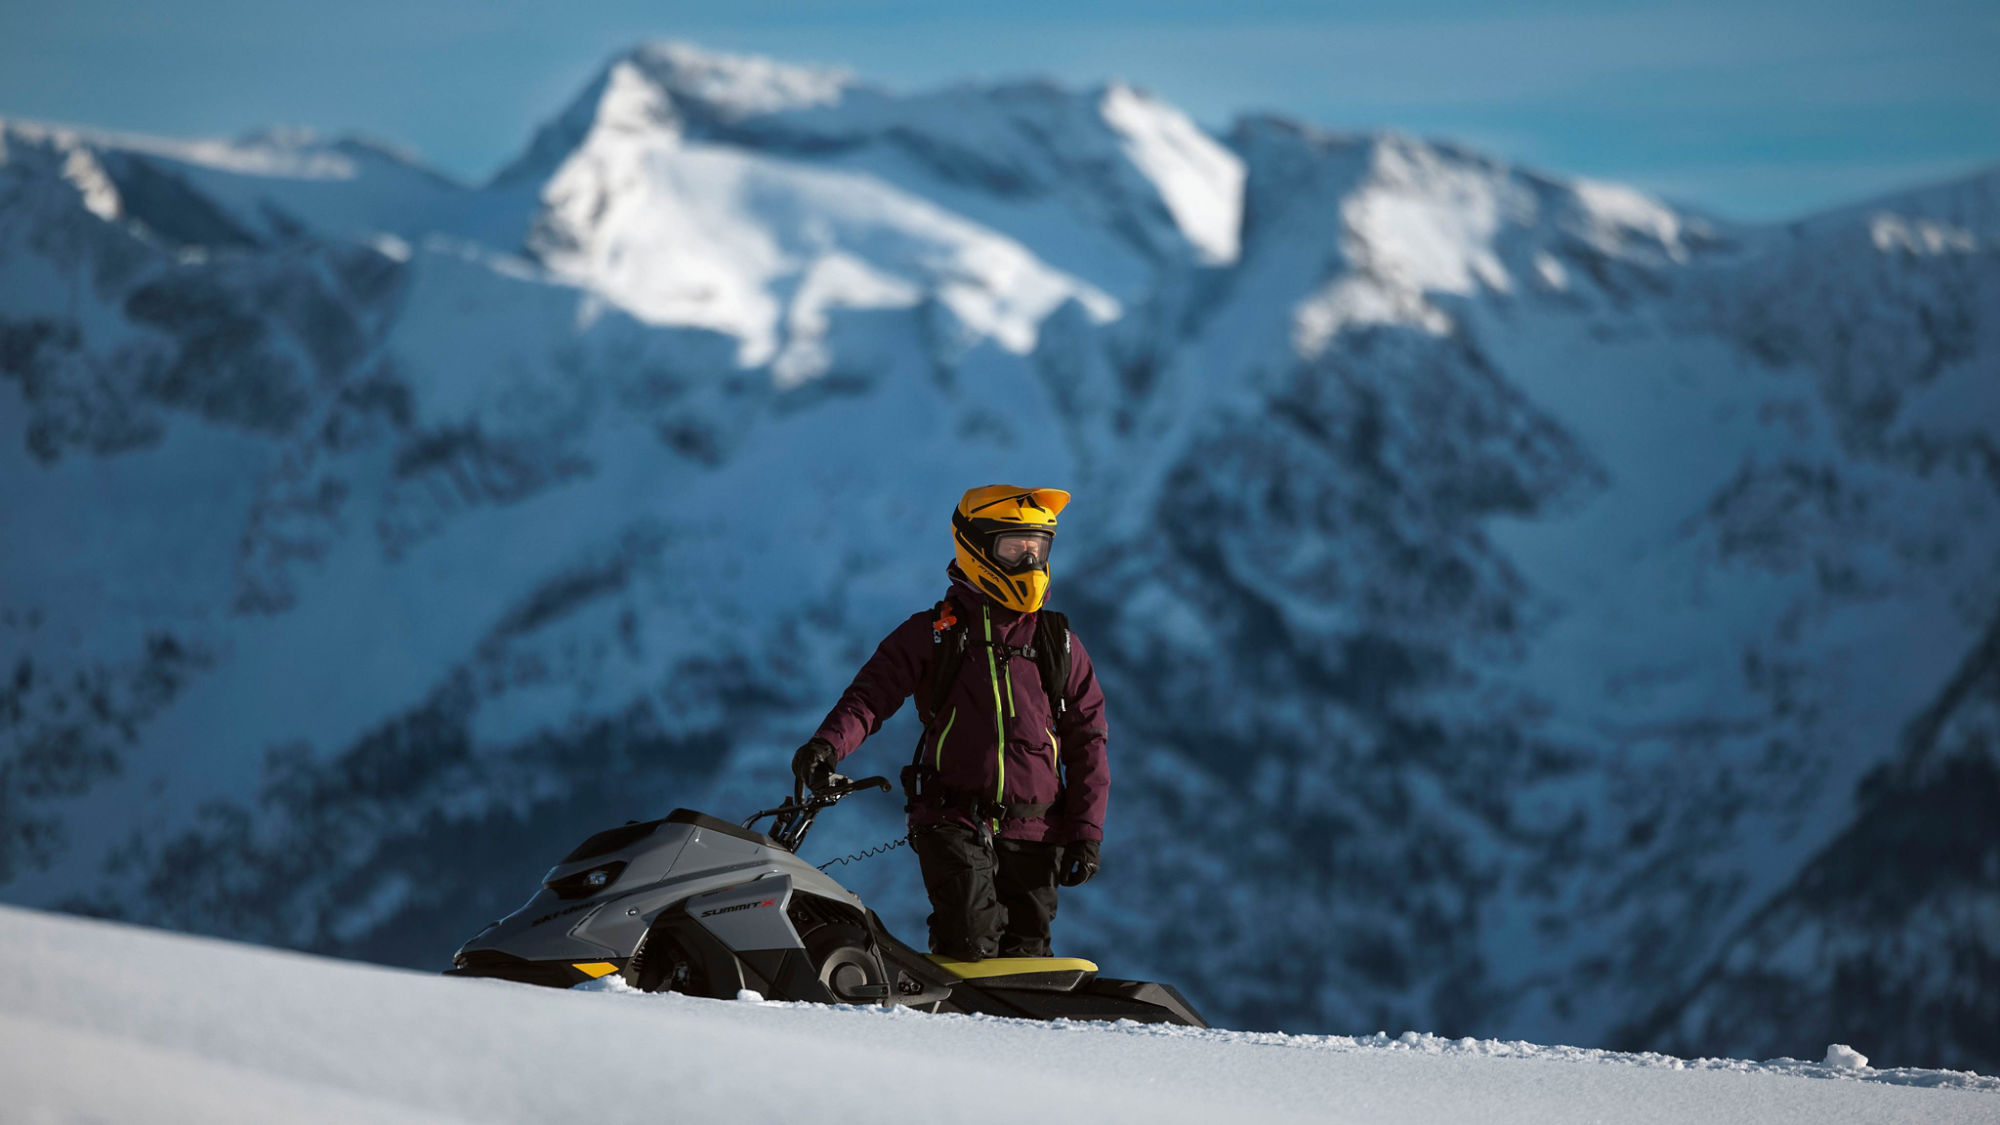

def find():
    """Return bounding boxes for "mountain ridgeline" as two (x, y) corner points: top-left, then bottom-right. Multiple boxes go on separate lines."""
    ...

(2, 42), (1995, 1069)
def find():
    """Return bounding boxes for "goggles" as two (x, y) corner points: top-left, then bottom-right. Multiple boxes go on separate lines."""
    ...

(991, 530), (1053, 571)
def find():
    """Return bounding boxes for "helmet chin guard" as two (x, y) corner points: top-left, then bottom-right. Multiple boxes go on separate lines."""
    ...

(951, 485), (1069, 613)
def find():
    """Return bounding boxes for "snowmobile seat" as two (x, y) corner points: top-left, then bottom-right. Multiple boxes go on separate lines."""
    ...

(925, 955), (1098, 992)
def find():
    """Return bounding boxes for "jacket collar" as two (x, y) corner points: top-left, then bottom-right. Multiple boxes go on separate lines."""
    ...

(945, 562), (1031, 625)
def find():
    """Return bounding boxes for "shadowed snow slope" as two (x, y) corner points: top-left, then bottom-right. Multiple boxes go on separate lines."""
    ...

(4, 905), (1996, 1125)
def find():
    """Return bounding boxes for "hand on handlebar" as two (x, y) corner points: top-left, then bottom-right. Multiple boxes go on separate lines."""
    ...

(744, 770), (894, 845)
(791, 739), (838, 791)
(805, 773), (892, 801)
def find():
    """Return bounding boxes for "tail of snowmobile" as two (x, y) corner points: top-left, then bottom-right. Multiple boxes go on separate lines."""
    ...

(864, 913), (1206, 1025)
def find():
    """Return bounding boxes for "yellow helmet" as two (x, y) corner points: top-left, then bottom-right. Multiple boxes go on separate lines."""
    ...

(951, 484), (1070, 613)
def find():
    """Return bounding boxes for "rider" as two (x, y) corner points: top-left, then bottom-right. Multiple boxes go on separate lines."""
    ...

(792, 485), (1107, 961)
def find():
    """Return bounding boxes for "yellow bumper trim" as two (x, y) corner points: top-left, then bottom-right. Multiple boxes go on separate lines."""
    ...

(925, 955), (1098, 980)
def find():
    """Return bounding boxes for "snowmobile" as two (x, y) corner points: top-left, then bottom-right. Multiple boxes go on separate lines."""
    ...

(445, 773), (1206, 1026)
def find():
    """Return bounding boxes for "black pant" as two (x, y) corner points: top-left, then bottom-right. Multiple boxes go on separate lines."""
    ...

(909, 823), (1062, 959)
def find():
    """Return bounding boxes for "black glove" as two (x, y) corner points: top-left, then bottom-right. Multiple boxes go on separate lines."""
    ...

(1058, 839), (1100, 887)
(791, 739), (838, 790)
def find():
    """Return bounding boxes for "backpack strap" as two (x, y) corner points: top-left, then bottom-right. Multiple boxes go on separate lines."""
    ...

(917, 600), (968, 730)
(1032, 610), (1073, 716)
(905, 600), (968, 808)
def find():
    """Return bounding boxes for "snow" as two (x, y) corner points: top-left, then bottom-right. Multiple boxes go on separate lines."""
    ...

(1570, 176), (1691, 259)
(1463, 201), (2000, 1015)
(513, 40), (1245, 334)
(1344, 136), (1522, 297)
(57, 146), (120, 221)
(0, 115), (470, 245)
(626, 41), (851, 122)
(1868, 213), (1979, 256)
(3, 119), (362, 182)
(3, 905), (1994, 1125)
(586, 58), (678, 138)
(528, 109), (1118, 367)
(1097, 83), (1245, 265)
(1799, 167), (2000, 246)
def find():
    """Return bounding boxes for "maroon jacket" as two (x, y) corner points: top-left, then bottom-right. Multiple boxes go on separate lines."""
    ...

(810, 568), (1109, 843)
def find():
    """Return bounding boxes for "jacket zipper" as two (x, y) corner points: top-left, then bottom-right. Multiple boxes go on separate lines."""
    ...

(983, 605), (1005, 830)
(934, 707), (957, 772)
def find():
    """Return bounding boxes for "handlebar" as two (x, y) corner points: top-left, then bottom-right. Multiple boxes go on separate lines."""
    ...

(742, 773), (893, 853)
(807, 773), (893, 804)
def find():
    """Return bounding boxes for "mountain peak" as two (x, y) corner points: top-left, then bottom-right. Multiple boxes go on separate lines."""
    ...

(1792, 163), (2000, 248)
(491, 41), (856, 185)
(493, 41), (1244, 279)
(622, 40), (853, 123)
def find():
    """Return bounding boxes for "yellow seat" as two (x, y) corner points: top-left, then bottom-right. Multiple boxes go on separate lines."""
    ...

(925, 954), (1098, 980)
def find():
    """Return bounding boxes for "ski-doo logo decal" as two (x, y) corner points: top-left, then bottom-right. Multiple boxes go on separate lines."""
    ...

(699, 898), (776, 918)
(528, 900), (597, 928)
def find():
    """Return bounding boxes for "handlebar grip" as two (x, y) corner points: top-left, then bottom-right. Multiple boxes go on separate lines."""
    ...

(811, 774), (892, 799)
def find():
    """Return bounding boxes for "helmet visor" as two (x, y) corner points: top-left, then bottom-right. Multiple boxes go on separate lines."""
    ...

(991, 530), (1053, 571)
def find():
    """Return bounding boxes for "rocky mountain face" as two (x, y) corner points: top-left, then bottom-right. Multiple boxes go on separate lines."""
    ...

(3, 43), (1995, 1070)
(1625, 611), (2000, 1073)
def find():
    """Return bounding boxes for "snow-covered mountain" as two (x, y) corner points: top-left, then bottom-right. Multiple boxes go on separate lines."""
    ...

(7, 905), (1995, 1125)
(3, 42), (1995, 1072)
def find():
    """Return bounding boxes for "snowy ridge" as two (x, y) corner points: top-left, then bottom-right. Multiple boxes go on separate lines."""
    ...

(3, 40), (1998, 1076)
(5, 904), (1995, 1125)
(1792, 165), (2000, 249)
(485, 40), (1254, 372)
(514, 43), (1242, 295)
(521, 70), (1125, 371)
(0, 115), (470, 248)
(624, 40), (853, 122)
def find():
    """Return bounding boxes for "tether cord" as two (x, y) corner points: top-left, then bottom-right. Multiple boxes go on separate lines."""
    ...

(817, 834), (911, 871)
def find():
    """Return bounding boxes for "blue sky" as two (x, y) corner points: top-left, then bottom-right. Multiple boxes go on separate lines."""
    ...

(2, 0), (1994, 220)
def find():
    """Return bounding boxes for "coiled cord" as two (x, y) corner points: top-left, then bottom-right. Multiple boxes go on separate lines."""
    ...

(817, 834), (910, 871)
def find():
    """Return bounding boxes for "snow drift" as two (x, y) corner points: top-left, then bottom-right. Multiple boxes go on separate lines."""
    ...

(4, 905), (1996, 1125)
